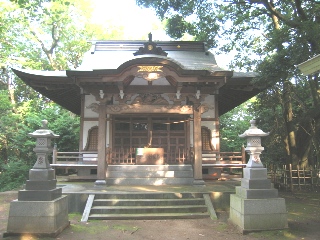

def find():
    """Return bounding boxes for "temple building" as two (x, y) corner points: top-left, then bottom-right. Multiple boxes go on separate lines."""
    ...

(13, 36), (260, 185)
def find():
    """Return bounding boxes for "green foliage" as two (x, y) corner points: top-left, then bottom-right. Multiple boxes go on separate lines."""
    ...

(0, 92), (79, 165)
(219, 100), (253, 152)
(165, 14), (192, 39)
(0, 160), (30, 192)
(137, 0), (220, 47)
(41, 104), (80, 152)
(0, 0), (128, 191)
(0, 97), (79, 192)
(0, 90), (12, 112)
(0, 0), (100, 71)
(250, 87), (288, 165)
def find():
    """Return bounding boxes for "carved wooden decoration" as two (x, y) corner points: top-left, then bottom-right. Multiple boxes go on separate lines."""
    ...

(131, 93), (169, 105)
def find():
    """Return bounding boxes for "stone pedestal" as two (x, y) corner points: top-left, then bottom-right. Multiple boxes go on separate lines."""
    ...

(229, 168), (288, 233)
(5, 196), (69, 237)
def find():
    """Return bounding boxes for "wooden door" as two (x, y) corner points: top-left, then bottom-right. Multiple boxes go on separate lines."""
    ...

(113, 115), (189, 164)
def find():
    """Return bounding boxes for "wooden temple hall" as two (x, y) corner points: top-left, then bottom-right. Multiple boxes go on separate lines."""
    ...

(13, 35), (260, 186)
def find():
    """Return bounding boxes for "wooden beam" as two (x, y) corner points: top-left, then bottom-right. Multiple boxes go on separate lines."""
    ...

(193, 106), (204, 184)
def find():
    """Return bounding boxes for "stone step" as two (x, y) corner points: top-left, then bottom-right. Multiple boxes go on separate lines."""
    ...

(105, 165), (194, 185)
(106, 170), (192, 178)
(90, 205), (208, 214)
(93, 198), (205, 206)
(107, 165), (193, 171)
(94, 193), (203, 199)
(85, 192), (210, 221)
(89, 212), (209, 220)
(106, 177), (194, 185)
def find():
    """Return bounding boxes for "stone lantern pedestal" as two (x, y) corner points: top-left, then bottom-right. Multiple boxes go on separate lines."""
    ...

(229, 120), (287, 233)
(4, 120), (69, 238)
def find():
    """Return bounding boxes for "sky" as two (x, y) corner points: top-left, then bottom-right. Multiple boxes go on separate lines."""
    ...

(91, 0), (231, 69)
(91, 0), (171, 41)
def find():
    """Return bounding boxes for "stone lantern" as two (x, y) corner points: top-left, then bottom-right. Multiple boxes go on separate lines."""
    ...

(5, 120), (69, 237)
(239, 119), (269, 168)
(229, 120), (287, 233)
(25, 119), (60, 194)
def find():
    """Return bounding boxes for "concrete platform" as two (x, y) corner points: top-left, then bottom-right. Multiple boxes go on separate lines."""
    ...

(57, 177), (241, 194)
(55, 177), (241, 213)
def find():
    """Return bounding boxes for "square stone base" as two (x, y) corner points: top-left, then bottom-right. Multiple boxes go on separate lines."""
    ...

(229, 194), (288, 233)
(4, 195), (69, 237)
(18, 188), (62, 201)
(235, 186), (279, 199)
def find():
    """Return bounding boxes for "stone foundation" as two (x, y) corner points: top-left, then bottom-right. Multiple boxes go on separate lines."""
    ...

(5, 196), (69, 237)
(229, 168), (288, 233)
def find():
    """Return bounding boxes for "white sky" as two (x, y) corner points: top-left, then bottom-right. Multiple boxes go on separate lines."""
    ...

(91, 0), (171, 41)
(91, 0), (231, 69)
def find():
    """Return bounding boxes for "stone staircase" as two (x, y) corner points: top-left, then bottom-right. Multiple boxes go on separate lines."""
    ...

(82, 192), (211, 221)
(106, 165), (194, 185)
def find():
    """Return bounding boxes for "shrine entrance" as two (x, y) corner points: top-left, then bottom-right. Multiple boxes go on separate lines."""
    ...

(112, 115), (190, 165)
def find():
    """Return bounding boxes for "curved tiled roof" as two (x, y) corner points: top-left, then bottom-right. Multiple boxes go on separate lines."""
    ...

(13, 40), (261, 115)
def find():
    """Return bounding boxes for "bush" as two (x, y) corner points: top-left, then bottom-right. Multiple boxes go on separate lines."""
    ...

(0, 160), (30, 192)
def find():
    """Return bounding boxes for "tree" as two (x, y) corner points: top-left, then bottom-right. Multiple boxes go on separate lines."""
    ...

(0, 91), (80, 191)
(0, 0), (136, 191)
(137, 0), (320, 168)
(7, 0), (93, 70)
(219, 101), (253, 152)
(0, 0), (92, 190)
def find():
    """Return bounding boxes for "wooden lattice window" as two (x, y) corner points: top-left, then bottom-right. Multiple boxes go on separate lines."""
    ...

(201, 126), (214, 151)
(84, 126), (98, 151)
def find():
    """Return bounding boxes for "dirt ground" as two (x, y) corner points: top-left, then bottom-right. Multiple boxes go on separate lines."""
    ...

(1, 190), (320, 240)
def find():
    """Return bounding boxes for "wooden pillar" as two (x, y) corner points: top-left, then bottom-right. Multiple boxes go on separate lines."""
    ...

(193, 106), (205, 185)
(95, 101), (107, 185)
(79, 94), (85, 151)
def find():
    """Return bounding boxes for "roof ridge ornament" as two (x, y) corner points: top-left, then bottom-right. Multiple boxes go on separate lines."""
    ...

(133, 33), (168, 57)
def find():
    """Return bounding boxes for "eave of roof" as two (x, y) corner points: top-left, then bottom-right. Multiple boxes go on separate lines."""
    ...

(296, 54), (320, 76)
(13, 67), (259, 116)
(12, 40), (261, 116)
(12, 68), (81, 115)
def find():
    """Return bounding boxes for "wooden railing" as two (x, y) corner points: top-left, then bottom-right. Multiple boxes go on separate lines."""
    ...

(51, 145), (98, 172)
(108, 148), (136, 165)
(107, 147), (191, 165)
(167, 148), (190, 164)
(202, 147), (246, 168)
(50, 146), (246, 177)
(52, 152), (98, 164)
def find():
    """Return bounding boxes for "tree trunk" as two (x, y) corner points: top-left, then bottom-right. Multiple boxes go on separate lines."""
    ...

(307, 75), (320, 107)
(4, 67), (16, 112)
(282, 80), (299, 167)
